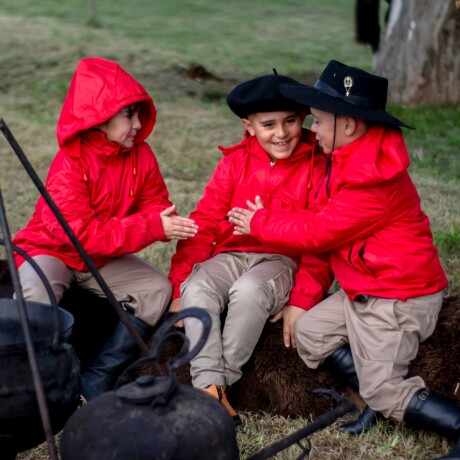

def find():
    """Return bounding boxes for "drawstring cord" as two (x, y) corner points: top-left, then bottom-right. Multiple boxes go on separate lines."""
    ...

(325, 114), (337, 199)
(314, 114), (336, 200)
(130, 148), (136, 197)
(307, 145), (315, 191)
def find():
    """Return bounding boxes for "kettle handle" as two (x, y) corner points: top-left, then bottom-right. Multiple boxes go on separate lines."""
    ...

(150, 307), (212, 369)
(0, 239), (61, 348)
(115, 308), (211, 387)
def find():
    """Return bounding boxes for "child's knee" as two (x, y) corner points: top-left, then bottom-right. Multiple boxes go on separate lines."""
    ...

(230, 277), (266, 302)
(20, 281), (51, 303)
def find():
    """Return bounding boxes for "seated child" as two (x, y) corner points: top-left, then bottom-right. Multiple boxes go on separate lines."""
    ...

(12, 57), (198, 401)
(228, 61), (459, 459)
(168, 71), (332, 425)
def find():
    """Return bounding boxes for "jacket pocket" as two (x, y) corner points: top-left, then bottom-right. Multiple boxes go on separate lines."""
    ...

(267, 266), (295, 314)
(348, 241), (375, 277)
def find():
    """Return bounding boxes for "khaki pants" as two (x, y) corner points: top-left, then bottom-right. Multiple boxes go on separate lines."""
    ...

(181, 252), (298, 388)
(295, 288), (444, 421)
(18, 254), (171, 326)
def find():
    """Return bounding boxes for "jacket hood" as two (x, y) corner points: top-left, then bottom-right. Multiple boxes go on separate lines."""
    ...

(57, 57), (156, 156)
(334, 126), (410, 187)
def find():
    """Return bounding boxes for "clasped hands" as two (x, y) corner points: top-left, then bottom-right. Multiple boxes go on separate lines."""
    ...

(227, 195), (264, 235)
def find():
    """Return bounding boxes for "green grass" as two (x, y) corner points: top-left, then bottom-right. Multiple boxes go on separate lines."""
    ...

(389, 105), (460, 181)
(0, 0), (372, 76)
(1, 1), (459, 459)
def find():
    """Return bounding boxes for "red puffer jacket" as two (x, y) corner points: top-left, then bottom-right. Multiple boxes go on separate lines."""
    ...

(251, 126), (448, 303)
(169, 130), (334, 310)
(13, 57), (172, 270)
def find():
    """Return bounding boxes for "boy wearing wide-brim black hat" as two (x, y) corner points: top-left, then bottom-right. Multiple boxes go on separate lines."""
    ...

(168, 71), (331, 426)
(228, 61), (458, 459)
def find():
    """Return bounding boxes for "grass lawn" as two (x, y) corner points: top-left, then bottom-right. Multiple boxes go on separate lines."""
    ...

(0, 1), (458, 459)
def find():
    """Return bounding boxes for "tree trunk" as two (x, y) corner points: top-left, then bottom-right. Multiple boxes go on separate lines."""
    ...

(374, 0), (460, 106)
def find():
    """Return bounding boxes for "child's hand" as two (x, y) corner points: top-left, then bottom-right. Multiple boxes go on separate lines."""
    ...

(168, 298), (184, 328)
(270, 305), (306, 349)
(160, 205), (198, 240)
(228, 195), (264, 235)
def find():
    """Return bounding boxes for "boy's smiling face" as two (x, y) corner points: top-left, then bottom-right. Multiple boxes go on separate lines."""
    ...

(242, 111), (304, 160)
(97, 103), (142, 149)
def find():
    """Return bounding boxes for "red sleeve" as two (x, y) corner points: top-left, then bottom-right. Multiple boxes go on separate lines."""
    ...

(251, 184), (390, 253)
(169, 156), (235, 298)
(40, 161), (170, 259)
(288, 251), (333, 310)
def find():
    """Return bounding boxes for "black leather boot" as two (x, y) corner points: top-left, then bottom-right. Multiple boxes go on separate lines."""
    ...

(324, 344), (384, 435)
(324, 344), (360, 390)
(80, 310), (152, 401)
(404, 388), (460, 460)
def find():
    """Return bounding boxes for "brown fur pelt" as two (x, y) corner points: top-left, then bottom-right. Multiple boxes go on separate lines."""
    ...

(152, 295), (460, 418)
(1, 259), (458, 418)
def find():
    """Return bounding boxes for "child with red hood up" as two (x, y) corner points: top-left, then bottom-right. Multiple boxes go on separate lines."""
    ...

(12, 57), (198, 401)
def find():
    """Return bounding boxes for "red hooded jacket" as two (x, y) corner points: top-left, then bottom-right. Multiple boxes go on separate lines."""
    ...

(169, 130), (334, 310)
(250, 126), (448, 303)
(13, 57), (172, 270)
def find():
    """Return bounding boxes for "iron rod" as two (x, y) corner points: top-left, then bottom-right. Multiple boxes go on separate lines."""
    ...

(0, 118), (149, 356)
(0, 188), (58, 460)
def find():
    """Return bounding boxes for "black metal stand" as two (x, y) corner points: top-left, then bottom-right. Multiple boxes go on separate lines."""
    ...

(0, 188), (58, 460)
(248, 389), (358, 460)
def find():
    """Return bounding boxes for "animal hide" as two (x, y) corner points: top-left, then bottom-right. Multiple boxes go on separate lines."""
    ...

(154, 295), (460, 417)
(1, 259), (458, 418)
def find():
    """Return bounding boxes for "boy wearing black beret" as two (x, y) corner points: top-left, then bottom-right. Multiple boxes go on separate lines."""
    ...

(168, 71), (331, 425)
(228, 61), (458, 459)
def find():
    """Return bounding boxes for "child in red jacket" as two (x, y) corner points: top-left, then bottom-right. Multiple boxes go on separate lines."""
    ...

(168, 71), (331, 425)
(13, 57), (197, 401)
(228, 61), (458, 459)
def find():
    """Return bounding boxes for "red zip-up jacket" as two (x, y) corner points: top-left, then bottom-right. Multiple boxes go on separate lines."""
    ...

(13, 57), (172, 270)
(169, 130), (334, 310)
(250, 126), (448, 304)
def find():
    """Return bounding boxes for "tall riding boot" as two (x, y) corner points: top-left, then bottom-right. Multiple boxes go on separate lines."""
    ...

(80, 310), (152, 402)
(324, 343), (384, 435)
(404, 388), (460, 460)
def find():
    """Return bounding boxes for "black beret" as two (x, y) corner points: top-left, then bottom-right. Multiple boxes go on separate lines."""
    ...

(227, 72), (308, 119)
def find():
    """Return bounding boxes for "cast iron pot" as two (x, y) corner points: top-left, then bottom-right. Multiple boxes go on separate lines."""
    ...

(0, 298), (80, 457)
(60, 308), (239, 460)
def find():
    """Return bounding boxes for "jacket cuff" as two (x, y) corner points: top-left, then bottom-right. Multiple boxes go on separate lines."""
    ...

(147, 212), (168, 242)
(288, 291), (319, 311)
(250, 209), (267, 237)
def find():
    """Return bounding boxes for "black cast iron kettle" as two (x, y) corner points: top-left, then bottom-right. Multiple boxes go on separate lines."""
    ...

(60, 308), (239, 460)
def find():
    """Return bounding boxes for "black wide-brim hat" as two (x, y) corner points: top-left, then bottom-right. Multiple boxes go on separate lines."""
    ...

(227, 71), (308, 119)
(279, 60), (413, 129)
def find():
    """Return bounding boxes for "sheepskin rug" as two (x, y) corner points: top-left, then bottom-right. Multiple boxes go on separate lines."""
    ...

(1, 259), (458, 418)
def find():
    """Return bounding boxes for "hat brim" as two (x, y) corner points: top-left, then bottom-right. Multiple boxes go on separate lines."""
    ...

(280, 83), (414, 129)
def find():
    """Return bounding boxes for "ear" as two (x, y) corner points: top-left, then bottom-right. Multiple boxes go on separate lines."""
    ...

(241, 118), (255, 136)
(342, 116), (358, 137)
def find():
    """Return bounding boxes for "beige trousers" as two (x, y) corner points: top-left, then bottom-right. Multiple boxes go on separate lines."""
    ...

(181, 252), (298, 388)
(18, 254), (171, 326)
(295, 288), (444, 421)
